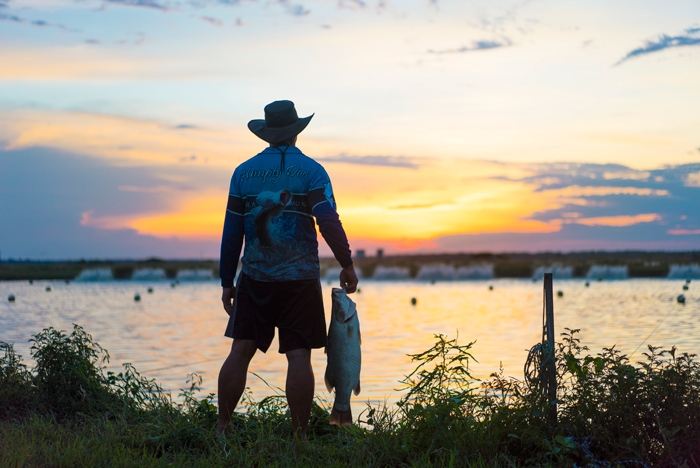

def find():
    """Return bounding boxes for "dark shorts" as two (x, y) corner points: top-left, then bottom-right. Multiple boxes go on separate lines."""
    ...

(224, 273), (327, 354)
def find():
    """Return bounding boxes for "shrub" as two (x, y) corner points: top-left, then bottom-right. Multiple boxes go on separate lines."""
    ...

(3, 324), (700, 467)
(0, 342), (32, 413)
(30, 325), (122, 416)
(556, 328), (700, 466)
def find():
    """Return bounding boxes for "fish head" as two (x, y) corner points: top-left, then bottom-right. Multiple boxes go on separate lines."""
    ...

(331, 288), (357, 323)
(257, 190), (292, 209)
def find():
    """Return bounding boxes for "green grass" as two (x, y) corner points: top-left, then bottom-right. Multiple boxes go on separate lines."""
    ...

(2, 325), (700, 467)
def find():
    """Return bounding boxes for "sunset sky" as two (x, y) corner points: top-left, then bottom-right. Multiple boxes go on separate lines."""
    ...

(1, 0), (699, 259)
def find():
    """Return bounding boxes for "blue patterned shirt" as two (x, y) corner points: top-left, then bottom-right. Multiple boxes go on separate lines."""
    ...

(220, 146), (352, 286)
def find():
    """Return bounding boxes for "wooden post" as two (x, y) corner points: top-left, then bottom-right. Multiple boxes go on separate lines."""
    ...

(543, 273), (557, 425)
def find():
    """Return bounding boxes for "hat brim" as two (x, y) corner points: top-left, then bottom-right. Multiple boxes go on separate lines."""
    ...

(248, 114), (314, 144)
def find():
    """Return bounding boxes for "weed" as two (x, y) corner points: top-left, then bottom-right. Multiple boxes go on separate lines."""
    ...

(2, 324), (700, 467)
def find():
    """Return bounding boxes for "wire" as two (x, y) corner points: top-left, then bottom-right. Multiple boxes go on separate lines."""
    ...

(142, 355), (227, 373)
(630, 307), (674, 357)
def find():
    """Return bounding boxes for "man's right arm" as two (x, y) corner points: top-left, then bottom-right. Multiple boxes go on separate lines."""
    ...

(308, 167), (357, 293)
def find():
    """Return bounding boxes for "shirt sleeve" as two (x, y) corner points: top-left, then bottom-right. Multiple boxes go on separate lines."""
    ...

(220, 172), (245, 288)
(308, 165), (353, 268)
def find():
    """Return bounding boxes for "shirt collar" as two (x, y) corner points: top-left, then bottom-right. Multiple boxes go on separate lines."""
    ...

(261, 146), (302, 155)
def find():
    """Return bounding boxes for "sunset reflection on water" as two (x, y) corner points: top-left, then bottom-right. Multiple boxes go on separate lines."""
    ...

(2, 279), (698, 413)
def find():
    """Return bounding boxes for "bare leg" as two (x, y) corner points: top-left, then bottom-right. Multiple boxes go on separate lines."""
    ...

(217, 339), (257, 435)
(285, 348), (314, 441)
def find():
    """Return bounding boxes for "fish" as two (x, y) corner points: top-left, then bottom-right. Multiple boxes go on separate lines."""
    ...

(252, 190), (292, 246)
(324, 288), (362, 426)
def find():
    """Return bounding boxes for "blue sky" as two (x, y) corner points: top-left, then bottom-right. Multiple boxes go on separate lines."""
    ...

(1, 0), (699, 258)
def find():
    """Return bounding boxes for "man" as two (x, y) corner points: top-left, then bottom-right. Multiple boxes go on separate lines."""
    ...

(217, 100), (358, 440)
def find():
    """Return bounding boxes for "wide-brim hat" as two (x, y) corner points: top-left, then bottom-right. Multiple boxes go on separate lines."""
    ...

(248, 100), (314, 144)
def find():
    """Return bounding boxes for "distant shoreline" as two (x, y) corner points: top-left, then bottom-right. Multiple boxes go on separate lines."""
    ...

(1, 250), (699, 281)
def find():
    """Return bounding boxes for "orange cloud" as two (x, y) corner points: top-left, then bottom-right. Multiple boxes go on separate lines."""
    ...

(558, 213), (662, 227)
(545, 186), (669, 197)
(685, 172), (700, 187)
(128, 196), (226, 240)
(327, 159), (559, 241)
(106, 159), (558, 243)
(668, 229), (700, 235)
(0, 109), (256, 167)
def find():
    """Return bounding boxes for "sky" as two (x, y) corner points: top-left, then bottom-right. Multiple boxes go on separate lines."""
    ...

(1, 0), (699, 259)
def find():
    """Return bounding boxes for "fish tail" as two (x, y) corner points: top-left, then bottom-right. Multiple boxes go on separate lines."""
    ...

(329, 406), (353, 426)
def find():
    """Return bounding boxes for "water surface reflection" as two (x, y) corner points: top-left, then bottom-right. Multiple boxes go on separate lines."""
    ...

(1, 279), (698, 412)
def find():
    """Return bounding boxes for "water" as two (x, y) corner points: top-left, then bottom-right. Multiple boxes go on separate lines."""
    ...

(1, 279), (698, 414)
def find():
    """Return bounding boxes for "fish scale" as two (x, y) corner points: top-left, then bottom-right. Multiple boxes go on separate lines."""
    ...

(324, 288), (362, 426)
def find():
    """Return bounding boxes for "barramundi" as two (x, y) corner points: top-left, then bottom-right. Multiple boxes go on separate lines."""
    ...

(324, 288), (361, 426)
(252, 190), (291, 246)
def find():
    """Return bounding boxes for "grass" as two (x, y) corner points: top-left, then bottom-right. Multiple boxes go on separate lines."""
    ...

(2, 325), (700, 467)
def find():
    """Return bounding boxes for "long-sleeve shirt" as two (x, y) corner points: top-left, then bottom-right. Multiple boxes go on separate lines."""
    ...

(220, 146), (353, 287)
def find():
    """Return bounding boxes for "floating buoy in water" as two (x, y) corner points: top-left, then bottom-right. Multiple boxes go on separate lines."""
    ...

(356, 288), (361, 293)
(29, 280), (33, 285)
(597, 278), (602, 282)
(8, 294), (15, 302)
(687, 279), (692, 284)
(411, 297), (417, 305)
(677, 294), (686, 304)
(134, 294), (141, 302)
(65, 280), (70, 285)
(46, 286), (51, 292)
(171, 283), (176, 288)
(489, 285), (493, 291)
(532, 278), (537, 283)
(557, 291), (564, 297)
(147, 287), (154, 293)
(683, 284), (689, 291)
(585, 282), (590, 287)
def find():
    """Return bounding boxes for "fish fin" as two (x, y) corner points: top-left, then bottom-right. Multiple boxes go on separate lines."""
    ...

(324, 373), (333, 393)
(324, 346), (327, 354)
(353, 381), (361, 396)
(329, 406), (353, 426)
(358, 329), (361, 345)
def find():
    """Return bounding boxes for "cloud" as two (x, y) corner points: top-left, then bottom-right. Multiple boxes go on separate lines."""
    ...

(4, 146), (699, 258)
(317, 153), (420, 169)
(505, 162), (700, 240)
(558, 213), (662, 227)
(286, 4), (310, 16)
(616, 26), (700, 65)
(668, 229), (700, 235)
(389, 202), (453, 210)
(0, 13), (20, 22)
(117, 33), (147, 46)
(194, 15), (224, 26)
(685, 172), (700, 187)
(272, 0), (310, 16)
(118, 185), (193, 193)
(105, 0), (170, 11)
(397, 163), (699, 253)
(338, 0), (366, 10)
(428, 38), (512, 55)
(0, 13), (73, 30)
(0, 146), (227, 259)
